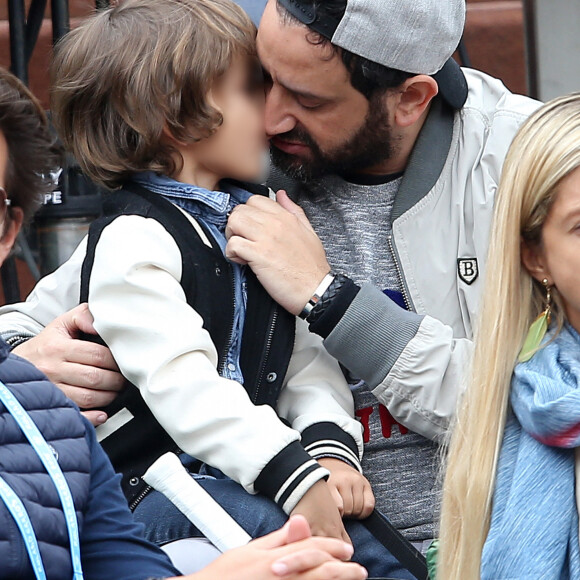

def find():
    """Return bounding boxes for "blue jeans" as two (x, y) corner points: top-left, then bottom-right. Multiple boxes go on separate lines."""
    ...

(133, 466), (416, 579)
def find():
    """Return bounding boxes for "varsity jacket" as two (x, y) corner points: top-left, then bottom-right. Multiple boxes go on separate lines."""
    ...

(0, 69), (536, 443)
(0, 340), (180, 579)
(0, 182), (363, 514)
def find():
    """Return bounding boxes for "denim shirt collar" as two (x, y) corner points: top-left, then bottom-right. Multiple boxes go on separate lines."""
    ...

(132, 172), (252, 227)
(130, 172), (250, 384)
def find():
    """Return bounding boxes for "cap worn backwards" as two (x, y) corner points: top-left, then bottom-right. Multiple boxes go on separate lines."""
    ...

(277, 0), (468, 109)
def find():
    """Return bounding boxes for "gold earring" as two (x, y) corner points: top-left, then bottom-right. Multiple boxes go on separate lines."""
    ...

(518, 278), (552, 363)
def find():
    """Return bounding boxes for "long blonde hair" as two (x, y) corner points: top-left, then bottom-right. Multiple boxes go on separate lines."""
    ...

(438, 93), (580, 579)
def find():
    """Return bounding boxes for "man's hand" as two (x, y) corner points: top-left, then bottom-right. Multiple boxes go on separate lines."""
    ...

(13, 303), (125, 425)
(226, 191), (331, 315)
(178, 515), (367, 580)
(318, 458), (375, 520)
(290, 480), (351, 545)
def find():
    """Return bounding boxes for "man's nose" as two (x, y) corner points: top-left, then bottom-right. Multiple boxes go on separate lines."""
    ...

(264, 85), (297, 137)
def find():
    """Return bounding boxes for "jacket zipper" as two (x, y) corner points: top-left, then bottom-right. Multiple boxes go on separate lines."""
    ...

(129, 484), (152, 511)
(388, 234), (412, 311)
(252, 305), (279, 404)
(129, 443), (183, 511)
(218, 262), (236, 376)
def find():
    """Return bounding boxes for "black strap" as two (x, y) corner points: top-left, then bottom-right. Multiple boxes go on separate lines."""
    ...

(362, 510), (429, 580)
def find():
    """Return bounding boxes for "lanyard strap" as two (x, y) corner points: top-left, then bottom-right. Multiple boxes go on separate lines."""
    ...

(0, 475), (47, 579)
(0, 381), (84, 580)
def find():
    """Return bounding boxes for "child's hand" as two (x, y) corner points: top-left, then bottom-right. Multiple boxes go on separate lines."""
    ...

(318, 458), (375, 519)
(290, 479), (351, 545)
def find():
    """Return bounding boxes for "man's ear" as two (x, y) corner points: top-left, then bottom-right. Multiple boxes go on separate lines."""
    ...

(0, 207), (23, 265)
(521, 238), (551, 285)
(393, 75), (439, 128)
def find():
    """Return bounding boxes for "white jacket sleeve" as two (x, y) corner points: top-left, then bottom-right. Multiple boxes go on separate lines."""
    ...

(372, 315), (472, 441)
(322, 284), (470, 442)
(89, 214), (327, 513)
(0, 238), (87, 341)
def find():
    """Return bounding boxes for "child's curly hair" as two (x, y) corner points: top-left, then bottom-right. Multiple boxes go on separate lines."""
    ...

(50, 0), (257, 189)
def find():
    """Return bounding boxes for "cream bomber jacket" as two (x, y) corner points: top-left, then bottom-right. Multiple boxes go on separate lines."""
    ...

(319, 69), (541, 440)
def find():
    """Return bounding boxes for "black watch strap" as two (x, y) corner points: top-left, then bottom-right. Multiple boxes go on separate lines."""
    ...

(306, 273), (350, 325)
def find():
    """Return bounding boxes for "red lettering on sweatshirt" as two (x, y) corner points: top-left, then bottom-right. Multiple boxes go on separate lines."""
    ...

(356, 407), (373, 442)
(356, 404), (409, 443)
(379, 404), (408, 438)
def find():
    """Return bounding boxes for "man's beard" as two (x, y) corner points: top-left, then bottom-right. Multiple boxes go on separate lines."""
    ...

(270, 95), (399, 184)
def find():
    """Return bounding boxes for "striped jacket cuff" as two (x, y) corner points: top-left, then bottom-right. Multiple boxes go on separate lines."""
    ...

(301, 422), (362, 473)
(254, 440), (329, 514)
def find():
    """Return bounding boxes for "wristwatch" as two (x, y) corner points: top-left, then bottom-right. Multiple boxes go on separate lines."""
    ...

(299, 273), (350, 324)
(298, 273), (335, 320)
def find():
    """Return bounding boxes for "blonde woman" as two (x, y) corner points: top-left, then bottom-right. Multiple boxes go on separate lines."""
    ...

(439, 93), (580, 579)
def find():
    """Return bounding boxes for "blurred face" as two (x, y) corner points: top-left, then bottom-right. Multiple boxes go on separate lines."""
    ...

(187, 53), (268, 185)
(524, 167), (580, 333)
(257, 0), (399, 181)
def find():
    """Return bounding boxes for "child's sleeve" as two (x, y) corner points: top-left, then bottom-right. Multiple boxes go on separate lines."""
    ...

(276, 317), (364, 472)
(0, 238), (87, 344)
(88, 214), (329, 514)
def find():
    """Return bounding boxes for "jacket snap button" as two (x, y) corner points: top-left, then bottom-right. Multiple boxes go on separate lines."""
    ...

(266, 372), (277, 383)
(129, 477), (140, 486)
(215, 266), (222, 276)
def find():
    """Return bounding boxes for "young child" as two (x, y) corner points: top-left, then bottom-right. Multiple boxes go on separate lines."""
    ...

(438, 93), (580, 579)
(50, 0), (370, 552)
(0, 67), (366, 580)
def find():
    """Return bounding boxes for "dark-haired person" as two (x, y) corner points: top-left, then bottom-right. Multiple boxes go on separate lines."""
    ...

(0, 65), (368, 580)
(0, 0), (541, 558)
(224, 0), (541, 550)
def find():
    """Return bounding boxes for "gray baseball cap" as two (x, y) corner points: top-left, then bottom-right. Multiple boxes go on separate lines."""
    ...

(277, 0), (468, 109)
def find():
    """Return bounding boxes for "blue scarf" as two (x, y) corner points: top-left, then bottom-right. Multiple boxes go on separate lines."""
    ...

(481, 323), (580, 579)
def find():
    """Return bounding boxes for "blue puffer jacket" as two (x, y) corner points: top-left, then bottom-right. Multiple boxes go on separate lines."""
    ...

(0, 341), (90, 578)
(0, 339), (179, 580)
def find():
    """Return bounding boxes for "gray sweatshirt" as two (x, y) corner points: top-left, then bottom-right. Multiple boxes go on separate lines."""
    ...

(295, 174), (439, 542)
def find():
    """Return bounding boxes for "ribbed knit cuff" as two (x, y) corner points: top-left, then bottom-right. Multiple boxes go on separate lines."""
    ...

(301, 422), (362, 473)
(324, 283), (423, 388)
(254, 441), (329, 514)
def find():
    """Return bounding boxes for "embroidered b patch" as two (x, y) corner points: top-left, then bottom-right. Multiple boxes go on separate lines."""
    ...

(457, 258), (479, 285)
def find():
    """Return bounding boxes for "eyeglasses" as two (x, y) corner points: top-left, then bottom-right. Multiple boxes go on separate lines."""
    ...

(0, 187), (11, 224)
